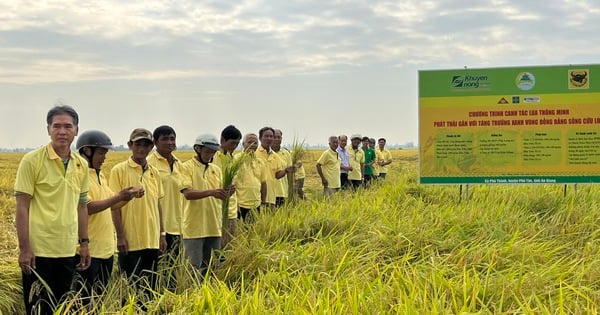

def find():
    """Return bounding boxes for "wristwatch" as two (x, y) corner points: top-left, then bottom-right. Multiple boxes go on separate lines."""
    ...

(78, 238), (90, 244)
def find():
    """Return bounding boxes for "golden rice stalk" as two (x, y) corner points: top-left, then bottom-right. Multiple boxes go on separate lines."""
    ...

(287, 137), (306, 204)
(219, 151), (250, 231)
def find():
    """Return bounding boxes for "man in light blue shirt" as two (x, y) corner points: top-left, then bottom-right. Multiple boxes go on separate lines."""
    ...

(336, 135), (351, 189)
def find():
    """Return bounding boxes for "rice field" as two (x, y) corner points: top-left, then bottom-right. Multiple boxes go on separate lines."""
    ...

(2, 148), (600, 314)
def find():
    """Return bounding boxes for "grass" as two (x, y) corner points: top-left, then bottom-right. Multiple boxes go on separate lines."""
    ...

(1, 148), (600, 313)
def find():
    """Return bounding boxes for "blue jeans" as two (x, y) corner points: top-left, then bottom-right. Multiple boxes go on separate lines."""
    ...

(183, 237), (221, 278)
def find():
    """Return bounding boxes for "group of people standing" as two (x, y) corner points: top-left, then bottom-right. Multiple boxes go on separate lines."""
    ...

(316, 134), (393, 196)
(14, 105), (392, 314)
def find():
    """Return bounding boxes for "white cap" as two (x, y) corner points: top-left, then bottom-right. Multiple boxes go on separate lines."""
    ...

(194, 134), (220, 150)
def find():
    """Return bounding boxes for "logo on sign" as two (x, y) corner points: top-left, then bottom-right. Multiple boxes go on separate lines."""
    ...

(516, 72), (535, 91)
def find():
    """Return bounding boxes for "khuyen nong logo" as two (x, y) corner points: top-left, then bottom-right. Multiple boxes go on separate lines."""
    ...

(568, 69), (589, 89)
(450, 74), (490, 91)
(516, 72), (535, 91)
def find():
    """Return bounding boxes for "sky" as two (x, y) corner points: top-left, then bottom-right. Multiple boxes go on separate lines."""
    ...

(1, 0), (599, 149)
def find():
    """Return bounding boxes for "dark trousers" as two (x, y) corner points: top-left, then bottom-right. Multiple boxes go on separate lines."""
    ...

(165, 234), (182, 259)
(275, 197), (285, 208)
(340, 173), (350, 189)
(118, 249), (159, 289)
(163, 234), (182, 290)
(239, 206), (259, 222)
(364, 174), (374, 187)
(75, 255), (113, 298)
(295, 178), (306, 199)
(22, 256), (76, 315)
(351, 180), (362, 190)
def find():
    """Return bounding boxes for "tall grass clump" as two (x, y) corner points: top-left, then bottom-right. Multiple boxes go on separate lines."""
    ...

(287, 137), (306, 205)
(219, 151), (249, 235)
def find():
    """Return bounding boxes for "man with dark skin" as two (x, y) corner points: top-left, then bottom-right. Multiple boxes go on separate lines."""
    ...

(255, 127), (294, 209)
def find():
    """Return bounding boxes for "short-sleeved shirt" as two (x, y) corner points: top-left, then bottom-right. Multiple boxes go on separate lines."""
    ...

(212, 151), (238, 219)
(83, 168), (116, 259)
(109, 157), (164, 251)
(363, 147), (376, 176)
(317, 148), (341, 188)
(294, 164), (306, 180)
(373, 148), (382, 176)
(14, 143), (90, 257)
(255, 146), (285, 204)
(376, 148), (393, 174)
(181, 158), (223, 239)
(348, 146), (365, 181)
(336, 146), (350, 174)
(235, 153), (267, 209)
(274, 148), (292, 198)
(147, 151), (186, 235)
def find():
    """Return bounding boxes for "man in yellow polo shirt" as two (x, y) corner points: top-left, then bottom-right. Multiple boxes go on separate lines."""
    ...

(236, 133), (267, 221)
(255, 127), (294, 209)
(110, 128), (166, 289)
(75, 130), (139, 298)
(147, 125), (186, 258)
(15, 105), (91, 314)
(272, 129), (292, 207)
(376, 138), (393, 179)
(181, 134), (233, 278)
(316, 136), (342, 196)
(213, 125), (242, 248)
(348, 134), (365, 189)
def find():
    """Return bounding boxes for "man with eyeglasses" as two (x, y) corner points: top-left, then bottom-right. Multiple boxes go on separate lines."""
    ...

(109, 128), (166, 291)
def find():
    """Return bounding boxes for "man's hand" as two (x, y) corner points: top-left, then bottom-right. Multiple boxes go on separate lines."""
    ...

(159, 234), (167, 254)
(321, 178), (328, 188)
(18, 247), (35, 274)
(119, 186), (137, 201)
(117, 236), (129, 254)
(76, 244), (91, 271)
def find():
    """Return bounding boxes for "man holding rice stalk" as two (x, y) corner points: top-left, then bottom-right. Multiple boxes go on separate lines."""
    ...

(316, 136), (342, 197)
(236, 133), (268, 221)
(15, 105), (91, 314)
(181, 134), (234, 277)
(272, 129), (292, 207)
(213, 125), (242, 248)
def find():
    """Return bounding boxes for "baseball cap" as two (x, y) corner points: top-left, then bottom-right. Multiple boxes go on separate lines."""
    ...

(130, 128), (153, 142)
(194, 133), (220, 151)
(350, 134), (362, 140)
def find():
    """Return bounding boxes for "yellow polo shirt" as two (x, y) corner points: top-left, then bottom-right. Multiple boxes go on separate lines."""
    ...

(235, 153), (267, 209)
(147, 151), (186, 235)
(109, 157), (164, 251)
(181, 158), (223, 239)
(274, 149), (292, 198)
(317, 148), (341, 188)
(294, 164), (306, 180)
(255, 146), (284, 204)
(348, 147), (365, 181)
(84, 169), (116, 259)
(373, 149), (383, 176)
(14, 143), (90, 257)
(376, 148), (393, 174)
(212, 151), (238, 219)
